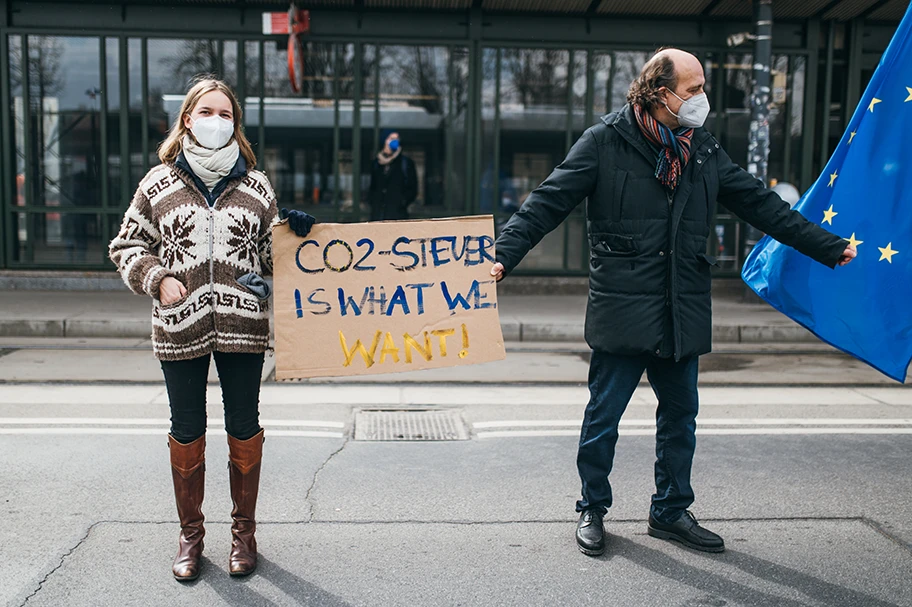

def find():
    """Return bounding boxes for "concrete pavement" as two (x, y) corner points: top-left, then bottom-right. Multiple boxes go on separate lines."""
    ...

(22, 520), (912, 607)
(1, 383), (911, 606)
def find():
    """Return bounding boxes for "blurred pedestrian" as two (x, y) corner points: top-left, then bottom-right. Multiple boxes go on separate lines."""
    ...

(368, 130), (418, 220)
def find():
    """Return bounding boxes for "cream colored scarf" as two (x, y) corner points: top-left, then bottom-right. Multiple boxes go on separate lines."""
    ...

(377, 147), (402, 166)
(182, 135), (240, 191)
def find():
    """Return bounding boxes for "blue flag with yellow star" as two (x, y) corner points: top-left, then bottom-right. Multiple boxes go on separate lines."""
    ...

(742, 5), (912, 383)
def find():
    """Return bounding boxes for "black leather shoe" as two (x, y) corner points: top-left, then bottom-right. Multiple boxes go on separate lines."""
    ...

(647, 510), (724, 553)
(576, 509), (606, 556)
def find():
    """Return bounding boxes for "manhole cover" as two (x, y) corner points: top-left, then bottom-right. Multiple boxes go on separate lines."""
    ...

(354, 409), (469, 441)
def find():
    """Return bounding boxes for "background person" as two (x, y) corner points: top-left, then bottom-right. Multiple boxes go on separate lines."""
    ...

(368, 130), (418, 221)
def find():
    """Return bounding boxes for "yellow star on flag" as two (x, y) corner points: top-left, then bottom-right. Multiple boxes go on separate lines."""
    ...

(906, 87), (912, 102)
(879, 243), (898, 263)
(848, 131), (857, 144)
(828, 171), (838, 187)
(869, 97), (882, 112)
(846, 233), (864, 249)
(822, 205), (838, 225)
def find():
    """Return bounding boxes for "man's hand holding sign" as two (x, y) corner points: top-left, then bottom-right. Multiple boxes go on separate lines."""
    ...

(272, 216), (506, 379)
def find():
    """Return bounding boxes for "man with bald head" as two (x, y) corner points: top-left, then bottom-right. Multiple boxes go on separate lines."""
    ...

(490, 48), (855, 556)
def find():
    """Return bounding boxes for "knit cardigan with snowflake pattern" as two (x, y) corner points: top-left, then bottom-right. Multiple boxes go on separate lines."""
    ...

(109, 163), (278, 361)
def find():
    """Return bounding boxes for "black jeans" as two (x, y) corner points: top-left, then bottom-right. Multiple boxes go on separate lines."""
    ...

(576, 351), (700, 525)
(160, 351), (265, 444)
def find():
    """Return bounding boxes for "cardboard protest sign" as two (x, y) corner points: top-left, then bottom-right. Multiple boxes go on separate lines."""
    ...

(272, 215), (505, 379)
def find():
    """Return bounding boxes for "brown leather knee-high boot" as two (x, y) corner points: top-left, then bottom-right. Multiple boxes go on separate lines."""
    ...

(169, 434), (206, 581)
(227, 429), (264, 576)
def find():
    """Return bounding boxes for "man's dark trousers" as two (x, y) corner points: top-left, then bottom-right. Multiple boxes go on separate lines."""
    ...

(576, 351), (700, 524)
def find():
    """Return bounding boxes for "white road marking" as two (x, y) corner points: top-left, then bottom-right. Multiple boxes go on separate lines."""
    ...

(0, 428), (344, 438)
(0, 418), (345, 428)
(2, 417), (910, 440)
(697, 428), (912, 435)
(472, 418), (912, 429)
(476, 428), (912, 439)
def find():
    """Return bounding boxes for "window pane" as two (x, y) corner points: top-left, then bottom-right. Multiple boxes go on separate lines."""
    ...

(24, 35), (103, 226)
(244, 40), (262, 98)
(9, 35), (25, 215)
(259, 41), (336, 212)
(264, 37), (315, 99)
(703, 52), (721, 133)
(571, 49), (587, 132)
(767, 54), (790, 186)
(16, 212), (103, 265)
(128, 38), (142, 111)
(499, 48), (569, 271)
(127, 38), (144, 189)
(374, 45), (452, 216)
(149, 38), (220, 95)
(449, 47), (470, 215)
(105, 37), (121, 206)
(723, 53), (752, 167)
(591, 51), (612, 118)
(611, 51), (649, 111)
(243, 40), (262, 159)
(479, 47), (498, 217)
(713, 220), (742, 273)
(336, 43), (356, 212)
(358, 44), (378, 217)
(223, 41), (238, 89)
(766, 54), (805, 189)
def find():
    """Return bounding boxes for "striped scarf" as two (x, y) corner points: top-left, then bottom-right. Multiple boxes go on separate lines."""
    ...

(633, 104), (694, 191)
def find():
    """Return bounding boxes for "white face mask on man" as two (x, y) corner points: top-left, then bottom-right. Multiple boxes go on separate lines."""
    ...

(664, 90), (711, 129)
(189, 115), (235, 150)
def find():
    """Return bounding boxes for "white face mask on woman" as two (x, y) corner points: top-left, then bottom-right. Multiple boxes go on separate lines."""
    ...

(190, 115), (234, 150)
(664, 90), (711, 129)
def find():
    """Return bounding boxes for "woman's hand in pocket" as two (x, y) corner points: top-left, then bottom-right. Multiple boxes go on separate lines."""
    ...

(159, 276), (188, 305)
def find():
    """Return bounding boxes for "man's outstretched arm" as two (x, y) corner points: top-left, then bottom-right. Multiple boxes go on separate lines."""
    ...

(715, 147), (855, 268)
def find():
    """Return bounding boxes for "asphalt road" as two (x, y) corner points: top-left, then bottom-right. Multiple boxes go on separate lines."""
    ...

(2, 381), (911, 607)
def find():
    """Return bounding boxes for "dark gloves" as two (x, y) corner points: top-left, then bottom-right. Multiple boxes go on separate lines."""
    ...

(280, 208), (316, 238)
(236, 272), (271, 300)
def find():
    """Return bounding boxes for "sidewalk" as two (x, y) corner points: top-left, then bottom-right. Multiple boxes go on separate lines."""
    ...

(0, 289), (820, 344)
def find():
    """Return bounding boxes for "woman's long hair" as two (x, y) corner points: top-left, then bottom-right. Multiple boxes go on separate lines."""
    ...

(157, 77), (257, 168)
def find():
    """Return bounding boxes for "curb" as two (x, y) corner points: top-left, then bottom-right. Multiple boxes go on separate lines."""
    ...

(0, 320), (65, 338)
(713, 324), (818, 343)
(0, 320), (150, 339)
(0, 319), (820, 344)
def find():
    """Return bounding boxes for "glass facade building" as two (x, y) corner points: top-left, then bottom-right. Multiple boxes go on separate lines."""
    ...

(0, 0), (905, 275)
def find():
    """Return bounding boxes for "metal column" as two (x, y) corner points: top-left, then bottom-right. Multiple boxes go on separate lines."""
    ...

(744, 0), (773, 268)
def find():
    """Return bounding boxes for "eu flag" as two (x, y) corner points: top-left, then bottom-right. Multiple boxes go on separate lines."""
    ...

(742, 6), (912, 382)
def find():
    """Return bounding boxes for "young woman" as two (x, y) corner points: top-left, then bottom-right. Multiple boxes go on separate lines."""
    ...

(109, 78), (312, 581)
